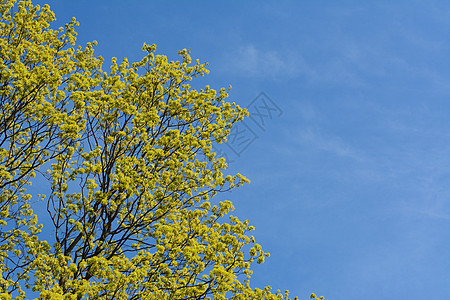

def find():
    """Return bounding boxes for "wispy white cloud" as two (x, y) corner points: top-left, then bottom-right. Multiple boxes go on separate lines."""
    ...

(405, 198), (450, 220)
(221, 44), (310, 79)
(220, 41), (383, 87)
(295, 126), (364, 161)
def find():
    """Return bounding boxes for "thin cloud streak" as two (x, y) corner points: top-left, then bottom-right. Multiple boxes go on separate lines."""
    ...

(295, 126), (365, 161)
(222, 44), (312, 79)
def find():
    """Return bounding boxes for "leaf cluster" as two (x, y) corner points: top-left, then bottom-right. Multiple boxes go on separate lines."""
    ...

(0, 1), (324, 299)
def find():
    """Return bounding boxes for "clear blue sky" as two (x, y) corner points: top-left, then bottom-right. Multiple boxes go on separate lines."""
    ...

(33, 1), (450, 299)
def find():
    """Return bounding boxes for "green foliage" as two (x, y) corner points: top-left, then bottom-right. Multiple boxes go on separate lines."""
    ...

(0, 0), (324, 299)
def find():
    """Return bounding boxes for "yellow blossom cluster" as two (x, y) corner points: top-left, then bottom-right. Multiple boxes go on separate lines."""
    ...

(0, 1), (324, 299)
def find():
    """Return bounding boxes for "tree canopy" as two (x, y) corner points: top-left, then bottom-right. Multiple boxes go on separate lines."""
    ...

(0, 0), (324, 299)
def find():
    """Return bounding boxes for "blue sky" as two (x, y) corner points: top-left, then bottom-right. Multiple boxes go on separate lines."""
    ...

(33, 1), (450, 299)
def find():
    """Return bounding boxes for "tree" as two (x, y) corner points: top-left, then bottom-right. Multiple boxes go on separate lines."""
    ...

(0, 0), (324, 299)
